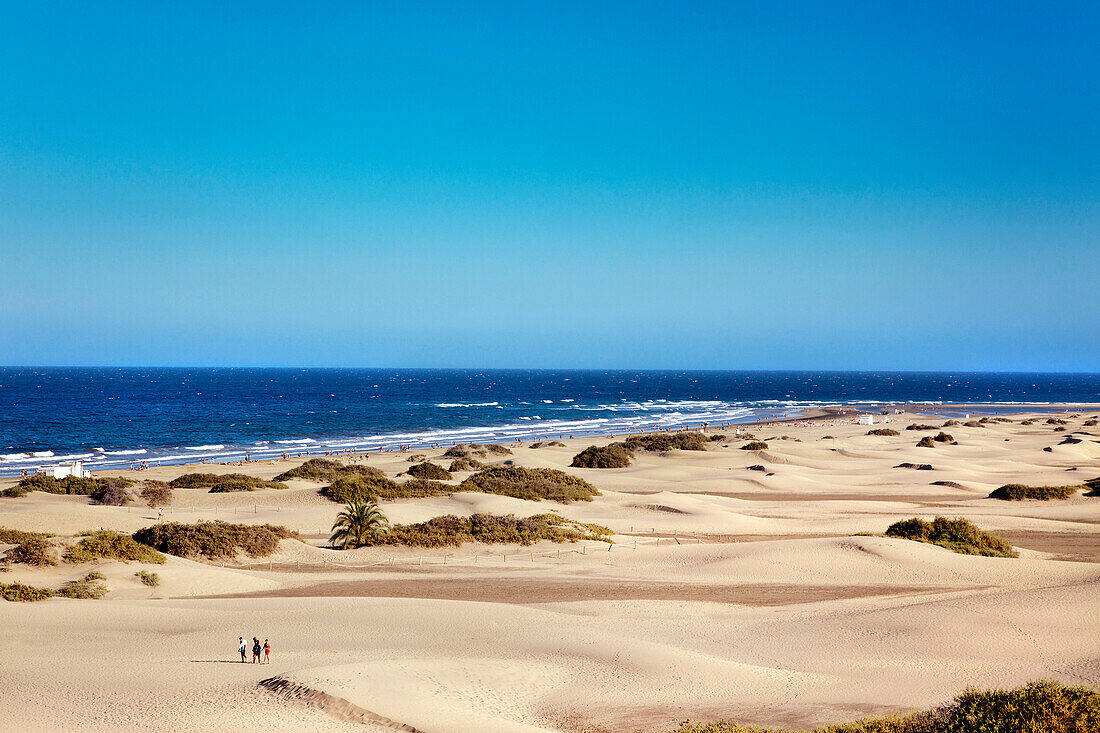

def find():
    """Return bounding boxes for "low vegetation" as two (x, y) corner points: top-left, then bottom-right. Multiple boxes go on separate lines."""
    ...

(933, 432), (953, 443)
(0, 527), (53, 544)
(622, 432), (709, 452)
(329, 499), (391, 549)
(322, 475), (451, 502)
(458, 466), (600, 503)
(18, 474), (134, 496)
(671, 680), (1099, 733)
(90, 479), (134, 505)
(168, 473), (286, 491)
(885, 516), (1017, 558)
(989, 484), (1082, 501)
(442, 443), (513, 459)
(132, 521), (295, 560)
(64, 530), (166, 564)
(964, 420), (984, 427)
(571, 444), (634, 468)
(916, 436), (936, 448)
(3, 535), (56, 566)
(136, 570), (160, 587)
(866, 428), (899, 436)
(906, 424), (937, 431)
(942, 419), (961, 427)
(56, 571), (108, 599)
(274, 459), (385, 483)
(1, 582), (54, 602)
(406, 461), (452, 481)
(447, 457), (483, 472)
(140, 481), (173, 506)
(529, 440), (566, 448)
(1, 486), (28, 498)
(740, 441), (769, 451)
(363, 513), (613, 548)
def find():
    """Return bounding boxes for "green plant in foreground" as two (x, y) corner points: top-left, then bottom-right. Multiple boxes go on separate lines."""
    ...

(0, 582), (54, 602)
(884, 516), (1017, 558)
(330, 499), (391, 549)
(3, 535), (57, 566)
(137, 570), (160, 586)
(672, 680), (1100, 733)
(56, 572), (108, 599)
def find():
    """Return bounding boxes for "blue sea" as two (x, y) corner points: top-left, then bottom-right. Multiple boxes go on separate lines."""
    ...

(1, 368), (1098, 476)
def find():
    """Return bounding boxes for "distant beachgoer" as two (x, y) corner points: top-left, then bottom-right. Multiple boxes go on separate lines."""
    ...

(263, 640), (270, 663)
(157, 508), (163, 521)
(252, 637), (261, 663)
(239, 637), (247, 662)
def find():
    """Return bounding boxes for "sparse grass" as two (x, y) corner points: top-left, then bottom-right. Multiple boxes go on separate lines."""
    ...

(56, 572), (108, 599)
(18, 474), (134, 496)
(136, 570), (160, 586)
(406, 461), (452, 481)
(916, 436), (936, 448)
(168, 473), (286, 491)
(622, 433), (709, 452)
(133, 521), (294, 560)
(140, 481), (173, 506)
(64, 530), (166, 564)
(364, 513), (613, 548)
(0, 582), (53, 602)
(571, 444), (634, 468)
(867, 429), (899, 436)
(885, 516), (1017, 557)
(989, 484), (1082, 501)
(447, 457), (483, 472)
(740, 441), (769, 451)
(671, 680), (1099, 733)
(458, 466), (600, 503)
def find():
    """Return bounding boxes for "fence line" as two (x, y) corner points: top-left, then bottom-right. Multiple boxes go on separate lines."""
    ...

(224, 534), (707, 571)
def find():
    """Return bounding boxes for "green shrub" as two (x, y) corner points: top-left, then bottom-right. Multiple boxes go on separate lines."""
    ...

(321, 474), (450, 502)
(0, 527), (52, 544)
(140, 481), (173, 506)
(867, 429), (899, 436)
(365, 513), (613, 548)
(885, 516), (1017, 557)
(933, 432), (954, 443)
(916, 436), (936, 448)
(56, 572), (108, 599)
(458, 466), (600, 503)
(64, 530), (166, 564)
(0, 582), (53, 602)
(622, 433), (709, 452)
(406, 461), (452, 481)
(132, 521), (294, 560)
(443, 443), (513, 459)
(906, 424), (937, 431)
(90, 478), (134, 505)
(273, 459), (386, 482)
(672, 680), (1099, 732)
(571, 444), (634, 468)
(1, 486), (28, 498)
(740, 441), (769, 451)
(989, 484), (1081, 501)
(19, 474), (134, 496)
(4, 536), (56, 566)
(448, 457), (483, 472)
(136, 570), (160, 586)
(169, 473), (286, 491)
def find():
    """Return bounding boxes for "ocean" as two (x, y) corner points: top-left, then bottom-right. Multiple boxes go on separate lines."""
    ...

(1, 368), (1098, 475)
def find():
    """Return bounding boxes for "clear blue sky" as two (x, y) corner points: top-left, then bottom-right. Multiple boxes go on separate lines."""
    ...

(1, 1), (1097, 370)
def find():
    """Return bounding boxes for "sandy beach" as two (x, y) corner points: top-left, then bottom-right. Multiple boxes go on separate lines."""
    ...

(2, 408), (1099, 732)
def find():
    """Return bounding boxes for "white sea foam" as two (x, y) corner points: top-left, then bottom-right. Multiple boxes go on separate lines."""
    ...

(185, 444), (224, 450)
(275, 439), (314, 445)
(105, 449), (147, 456)
(435, 402), (500, 408)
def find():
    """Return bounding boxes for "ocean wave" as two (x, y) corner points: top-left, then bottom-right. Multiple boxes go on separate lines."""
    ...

(185, 444), (225, 451)
(275, 439), (314, 445)
(105, 449), (148, 456)
(435, 402), (500, 408)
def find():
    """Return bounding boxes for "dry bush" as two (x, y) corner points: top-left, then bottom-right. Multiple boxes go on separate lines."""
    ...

(364, 513), (612, 548)
(867, 429), (899, 436)
(406, 462), (452, 481)
(140, 481), (173, 506)
(885, 516), (1016, 558)
(571, 444), (634, 468)
(622, 433), (709, 452)
(133, 521), (294, 560)
(64, 530), (166, 564)
(989, 484), (1082, 501)
(458, 466), (599, 503)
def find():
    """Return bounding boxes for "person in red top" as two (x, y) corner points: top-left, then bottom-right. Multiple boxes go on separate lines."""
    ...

(263, 639), (270, 663)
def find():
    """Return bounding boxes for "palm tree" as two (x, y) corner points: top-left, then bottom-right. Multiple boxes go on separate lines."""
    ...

(330, 499), (390, 549)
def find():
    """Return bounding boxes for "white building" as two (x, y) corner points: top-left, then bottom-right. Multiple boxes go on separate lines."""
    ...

(38, 460), (88, 479)
(858, 414), (874, 426)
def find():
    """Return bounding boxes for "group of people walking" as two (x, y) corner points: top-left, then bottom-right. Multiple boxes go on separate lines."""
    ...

(239, 636), (270, 664)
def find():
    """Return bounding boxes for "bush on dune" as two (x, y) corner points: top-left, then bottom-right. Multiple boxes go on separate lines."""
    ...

(442, 443), (513, 459)
(740, 441), (769, 451)
(671, 680), (1099, 733)
(528, 440), (566, 448)
(322, 475), (451, 502)
(169, 473), (286, 491)
(571, 444), (634, 468)
(56, 572), (108, 599)
(406, 461), (452, 481)
(18, 474), (134, 496)
(915, 436), (936, 448)
(137, 570), (160, 586)
(933, 432), (953, 443)
(1, 485), (28, 498)
(1, 582), (54, 602)
(3, 535), (56, 566)
(458, 466), (600, 503)
(90, 478), (134, 505)
(64, 530), (166, 564)
(364, 513), (613, 548)
(866, 428), (899, 436)
(132, 521), (294, 560)
(140, 481), (173, 506)
(273, 459), (384, 483)
(885, 516), (1016, 558)
(906, 424), (937, 431)
(447, 457), (483, 472)
(622, 433), (709, 452)
(989, 484), (1082, 501)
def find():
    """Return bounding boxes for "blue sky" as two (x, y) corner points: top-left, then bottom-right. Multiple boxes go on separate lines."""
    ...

(1, 1), (1097, 370)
